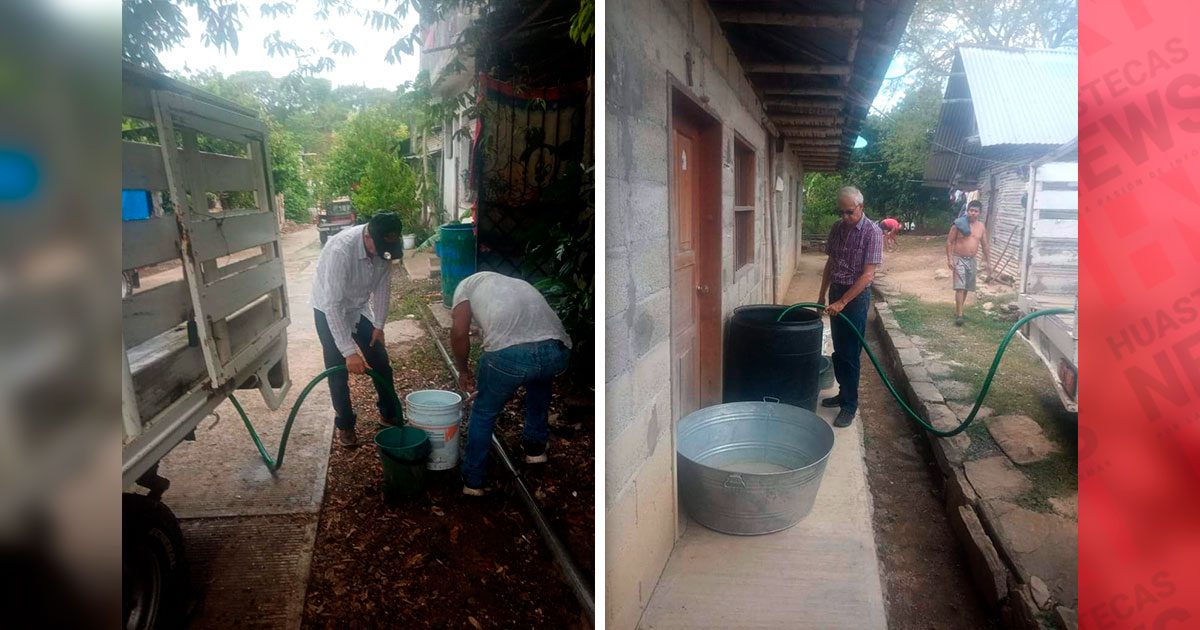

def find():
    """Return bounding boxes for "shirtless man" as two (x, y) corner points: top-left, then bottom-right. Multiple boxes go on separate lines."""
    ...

(946, 200), (991, 326)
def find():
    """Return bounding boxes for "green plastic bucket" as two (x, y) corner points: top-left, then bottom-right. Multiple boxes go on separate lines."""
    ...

(438, 223), (476, 307)
(375, 427), (432, 501)
(375, 426), (431, 461)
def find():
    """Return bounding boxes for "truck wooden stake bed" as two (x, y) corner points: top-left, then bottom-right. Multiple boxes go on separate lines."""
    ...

(121, 63), (291, 629)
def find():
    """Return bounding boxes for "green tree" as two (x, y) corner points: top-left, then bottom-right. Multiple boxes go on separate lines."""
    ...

(805, 83), (947, 236)
(888, 0), (1077, 96)
(321, 104), (422, 231)
(266, 119), (312, 222)
(353, 153), (421, 232)
(321, 105), (408, 195)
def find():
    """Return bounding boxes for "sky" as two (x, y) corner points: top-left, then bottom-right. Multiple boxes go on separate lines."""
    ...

(158, 0), (421, 89)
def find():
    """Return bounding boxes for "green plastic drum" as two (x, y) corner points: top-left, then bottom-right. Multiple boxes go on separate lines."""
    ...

(438, 223), (477, 307)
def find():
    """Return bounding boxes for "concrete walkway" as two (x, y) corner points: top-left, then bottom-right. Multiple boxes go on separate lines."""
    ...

(155, 226), (333, 629)
(639, 265), (887, 629)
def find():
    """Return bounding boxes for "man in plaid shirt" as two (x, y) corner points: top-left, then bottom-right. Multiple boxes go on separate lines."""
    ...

(818, 187), (883, 427)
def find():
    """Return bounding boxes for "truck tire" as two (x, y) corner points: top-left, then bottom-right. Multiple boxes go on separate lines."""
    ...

(319, 231), (328, 246)
(123, 493), (190, 630)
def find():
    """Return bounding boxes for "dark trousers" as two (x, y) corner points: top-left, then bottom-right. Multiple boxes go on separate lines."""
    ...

(314, 309), (397, 430)
(829, 283), (871, 414)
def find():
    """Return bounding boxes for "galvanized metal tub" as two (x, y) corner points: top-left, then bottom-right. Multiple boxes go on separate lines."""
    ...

(677, 401), (835, 535)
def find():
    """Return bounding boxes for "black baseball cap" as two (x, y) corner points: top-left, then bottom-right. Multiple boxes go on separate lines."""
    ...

(367, 212), (404, 261)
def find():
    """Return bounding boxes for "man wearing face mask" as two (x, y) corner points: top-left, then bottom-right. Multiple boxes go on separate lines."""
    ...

(311, 211), (405, 447)
(818, 187), (883, 428)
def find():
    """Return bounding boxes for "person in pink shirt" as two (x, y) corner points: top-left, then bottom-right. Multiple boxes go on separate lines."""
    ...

(880, 217), (902, 251)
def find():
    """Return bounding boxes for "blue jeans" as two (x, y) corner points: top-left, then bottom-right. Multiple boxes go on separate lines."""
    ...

(462, 340), (570, 488)
(829, 283), (871, 414)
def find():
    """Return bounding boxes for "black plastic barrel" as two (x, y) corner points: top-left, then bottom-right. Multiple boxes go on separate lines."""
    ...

(723, 304), (824, 412)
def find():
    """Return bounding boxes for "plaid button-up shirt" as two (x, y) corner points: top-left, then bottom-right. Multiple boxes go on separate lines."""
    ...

(826, 214), (884, 285)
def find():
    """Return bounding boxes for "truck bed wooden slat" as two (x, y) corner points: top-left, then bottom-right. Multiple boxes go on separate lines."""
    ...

(200, 257), (285, 323)
(189, 212), (279, 262)
(124, 280), (191, 348)
(124, 215), (180, 270)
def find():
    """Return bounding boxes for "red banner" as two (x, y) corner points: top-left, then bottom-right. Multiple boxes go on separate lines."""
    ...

(1080, 1), (1200, 628)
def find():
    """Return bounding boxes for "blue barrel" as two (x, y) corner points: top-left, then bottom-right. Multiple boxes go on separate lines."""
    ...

(438, 224), (476, 307)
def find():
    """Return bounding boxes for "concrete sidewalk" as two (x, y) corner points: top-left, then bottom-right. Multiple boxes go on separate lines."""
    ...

(155, 226), (334, 629)
(639, 264), (887, 630)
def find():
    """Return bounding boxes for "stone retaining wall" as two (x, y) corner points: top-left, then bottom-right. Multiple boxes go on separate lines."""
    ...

(870, 286), (1077, 630)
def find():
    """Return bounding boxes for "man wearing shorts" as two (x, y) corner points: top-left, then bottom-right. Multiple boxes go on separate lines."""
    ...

(946, 200), (991, 326)
(880, 216), (901, 251)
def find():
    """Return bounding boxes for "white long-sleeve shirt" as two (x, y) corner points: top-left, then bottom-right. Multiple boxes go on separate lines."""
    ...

(311, 224), (394, 357)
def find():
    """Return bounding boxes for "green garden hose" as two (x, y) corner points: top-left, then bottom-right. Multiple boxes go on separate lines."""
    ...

(776, 303), (1075, 437)
(228, 366), (402, 472)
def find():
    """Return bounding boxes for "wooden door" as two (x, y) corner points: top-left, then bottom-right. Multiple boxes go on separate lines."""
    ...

(672, 118), (701, 419)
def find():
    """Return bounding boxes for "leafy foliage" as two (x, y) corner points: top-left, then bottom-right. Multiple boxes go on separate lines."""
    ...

(319, 104), (422, 233)
(805, 84), (949, 237)
(524, 163), (594, 387)
(265, 119), (312, 221)
(353, 153), (421, 231)
(569, 0), (594, 45)
(887, 0), (1078, 96)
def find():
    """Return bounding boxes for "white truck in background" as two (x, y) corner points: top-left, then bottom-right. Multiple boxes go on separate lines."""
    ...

(122, 63), (292, 628)
(1016, 145), (1078, 413)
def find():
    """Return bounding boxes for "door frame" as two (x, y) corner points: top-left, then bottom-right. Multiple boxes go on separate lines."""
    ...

(667, 80), (723, 416)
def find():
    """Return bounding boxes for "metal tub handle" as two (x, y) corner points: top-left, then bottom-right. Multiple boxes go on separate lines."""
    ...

(724, 474), (747, 489)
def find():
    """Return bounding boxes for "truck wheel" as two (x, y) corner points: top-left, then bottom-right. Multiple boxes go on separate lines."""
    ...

(123, 493), (190, 630)
(319, 231), (328, 246)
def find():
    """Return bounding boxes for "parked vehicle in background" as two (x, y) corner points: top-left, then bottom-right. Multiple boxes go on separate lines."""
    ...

(317, 196), (355, 245)
(1016, 150), (1078, 413)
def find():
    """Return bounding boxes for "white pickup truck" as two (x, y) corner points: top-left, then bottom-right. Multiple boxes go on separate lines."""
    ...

(1016, 154), (1078, 413)
(122, 63), (292, 628)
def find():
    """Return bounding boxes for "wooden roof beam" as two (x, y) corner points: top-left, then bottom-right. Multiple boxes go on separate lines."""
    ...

(762, 87), (846, 97)
(779, 129), (844, 137)
(714, 10), (863, 30)
(765, 99), (844, 111)
(745, 63), (851, 75)
(773, 114), (844, 125)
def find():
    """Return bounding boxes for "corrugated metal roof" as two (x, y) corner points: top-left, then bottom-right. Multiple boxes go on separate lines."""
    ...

(959, 46), (1077, 146)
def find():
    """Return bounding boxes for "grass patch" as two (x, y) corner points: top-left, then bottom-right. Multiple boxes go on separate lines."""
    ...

(388, 291), (428, 320)
(885, 290), (1078, 513)
(964, 421), (1001, 459)
(1015, 453), (1078, 508)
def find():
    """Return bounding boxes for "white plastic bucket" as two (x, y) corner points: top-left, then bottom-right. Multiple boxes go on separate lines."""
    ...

(404, 390), (463, 470)
(402, 234), (416, 250)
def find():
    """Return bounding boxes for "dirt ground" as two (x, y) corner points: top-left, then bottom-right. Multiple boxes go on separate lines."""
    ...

(302, 275), (593, 629)
(880, 235), (1012, 304)
(787, 252), (996, 629)
(860, 319), (999, 629)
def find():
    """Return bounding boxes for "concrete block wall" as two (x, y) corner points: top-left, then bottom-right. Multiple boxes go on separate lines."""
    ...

(773, 151), (805, 298)
(606, 0), (804, 627)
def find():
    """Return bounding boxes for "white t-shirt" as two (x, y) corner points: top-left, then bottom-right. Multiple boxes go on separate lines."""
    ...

(452, 272), (572, 352)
